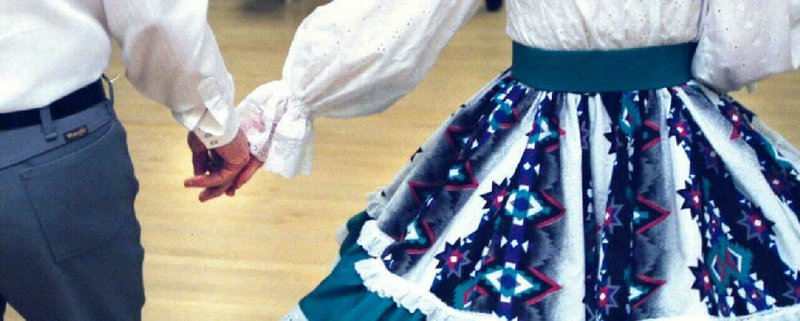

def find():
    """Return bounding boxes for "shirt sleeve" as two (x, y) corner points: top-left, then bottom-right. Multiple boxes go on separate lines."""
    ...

(103, 0), (238, 148)
(693, 0), (800, 92)
(236, 0), (480, 178)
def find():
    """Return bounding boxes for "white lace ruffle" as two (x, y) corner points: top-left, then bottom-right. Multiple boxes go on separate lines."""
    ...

(354, 258), (503, 321)
(334, 222), (350, 246)
(237, 81), (313, 178)
(351, 210), (800, 321)
(334, 193), (385, 245)
(642, 304), (800, 321)
(281, 306), (309, 321)
(365, 190), (388, 218)
(356, 220), (396, 258)
(354, 256), (800, 321)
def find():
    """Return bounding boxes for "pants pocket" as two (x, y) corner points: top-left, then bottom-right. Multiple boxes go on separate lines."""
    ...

(20, 120), (139, 263)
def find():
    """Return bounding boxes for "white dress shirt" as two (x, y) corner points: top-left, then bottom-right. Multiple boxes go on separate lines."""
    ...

(0, 0), (237, 148)
(237, 0), (800, 178)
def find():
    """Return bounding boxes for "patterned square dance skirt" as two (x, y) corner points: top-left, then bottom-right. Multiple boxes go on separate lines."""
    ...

(283, 43), (800, 321)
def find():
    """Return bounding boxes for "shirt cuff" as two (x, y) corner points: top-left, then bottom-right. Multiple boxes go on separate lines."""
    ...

(190, 75), (239, 148)
(192, 110), (240, 148)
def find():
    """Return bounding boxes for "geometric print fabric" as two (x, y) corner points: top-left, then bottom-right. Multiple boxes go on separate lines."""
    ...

(357, 72), (800, 321)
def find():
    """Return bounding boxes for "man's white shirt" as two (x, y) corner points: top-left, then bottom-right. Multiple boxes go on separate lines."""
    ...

(0, 0), (237, 147)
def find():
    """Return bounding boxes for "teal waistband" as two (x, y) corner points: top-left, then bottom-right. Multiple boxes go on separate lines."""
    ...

(511, 42), (697, 93)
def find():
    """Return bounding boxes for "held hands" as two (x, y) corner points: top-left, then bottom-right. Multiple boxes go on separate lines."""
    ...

(184, 130), (264, 202)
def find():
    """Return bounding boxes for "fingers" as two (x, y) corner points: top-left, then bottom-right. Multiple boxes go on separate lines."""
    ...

(192, 151), (210, 176)
(213, 130), (251, 167)
(185, 130), (260, 202)
(224, 188), (236, 197)
(199, 185), (228, 203)
(187, 131), (207, 153)
(188, 132), (212, 176)
(184, 131), (249, 188)
(184, 164), (242, 189)
(223, 158), (264, 197)
(234, 159), (264, 191)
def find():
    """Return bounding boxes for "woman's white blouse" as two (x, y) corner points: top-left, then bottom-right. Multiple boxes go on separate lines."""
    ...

(238, 0), (799, 178)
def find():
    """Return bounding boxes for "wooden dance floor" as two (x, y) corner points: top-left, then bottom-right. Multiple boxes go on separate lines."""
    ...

(5, 1), (799, 320)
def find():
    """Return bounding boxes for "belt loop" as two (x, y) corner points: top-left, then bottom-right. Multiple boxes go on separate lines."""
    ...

(38, 106), (58, 141)
(102, 75), (115, 105)
(102, 74), (116, 114)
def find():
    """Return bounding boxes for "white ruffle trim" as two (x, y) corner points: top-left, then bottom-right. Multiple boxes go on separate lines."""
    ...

(642, 304), (800, 321)
(365, 190), (388, 218)
(237, 80), (313, 178)
(354, 255), (800, 321)
(335, 191), (387, 245)
(356, 220), (396, 258)
(351, 224), (800, 321)
(281, 306), (309, 321)
(354, 258), (503, 321)
(334, 223), (350, 246)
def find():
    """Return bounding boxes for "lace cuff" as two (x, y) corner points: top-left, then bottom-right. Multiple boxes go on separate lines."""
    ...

(237, 81), (313, 178)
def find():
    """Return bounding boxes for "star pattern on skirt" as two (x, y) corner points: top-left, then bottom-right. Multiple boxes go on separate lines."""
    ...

(603, 200), (625, 232)
(677, 180), (703, 214)
(690, 261), (714, 301)
(481, 179), (511, 212)
(435, 240), (474, 279)
(736, 208), (774, 243)
(598, 282), (621, 313)
(784, 276), (800, 304)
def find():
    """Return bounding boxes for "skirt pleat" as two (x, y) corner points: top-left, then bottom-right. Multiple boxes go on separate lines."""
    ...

(284, 70), (800, 321)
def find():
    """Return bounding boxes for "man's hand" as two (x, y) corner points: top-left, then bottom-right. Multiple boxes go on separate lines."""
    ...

(184, 130), (258, 202)
(228, 156), (264, 197)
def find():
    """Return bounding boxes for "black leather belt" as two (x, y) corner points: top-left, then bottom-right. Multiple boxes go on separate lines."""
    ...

(0, 79), (106, 131)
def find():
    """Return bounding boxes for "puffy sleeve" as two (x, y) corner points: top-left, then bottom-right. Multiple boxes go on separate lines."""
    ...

(237, 0), (480, 177)
(105, 0), (238, 148)
(693, 0), (800, 92)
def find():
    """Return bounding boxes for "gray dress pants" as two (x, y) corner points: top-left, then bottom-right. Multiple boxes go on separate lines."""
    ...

(0, 97), (144, 320)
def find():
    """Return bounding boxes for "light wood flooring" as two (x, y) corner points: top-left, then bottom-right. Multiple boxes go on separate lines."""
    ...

(6, 1), (799, 320)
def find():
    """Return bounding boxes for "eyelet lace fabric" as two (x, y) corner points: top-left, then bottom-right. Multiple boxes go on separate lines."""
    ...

(692, 0), (800, 92)
(239, 0), (798, 178)
(237, 81), (313, 177)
